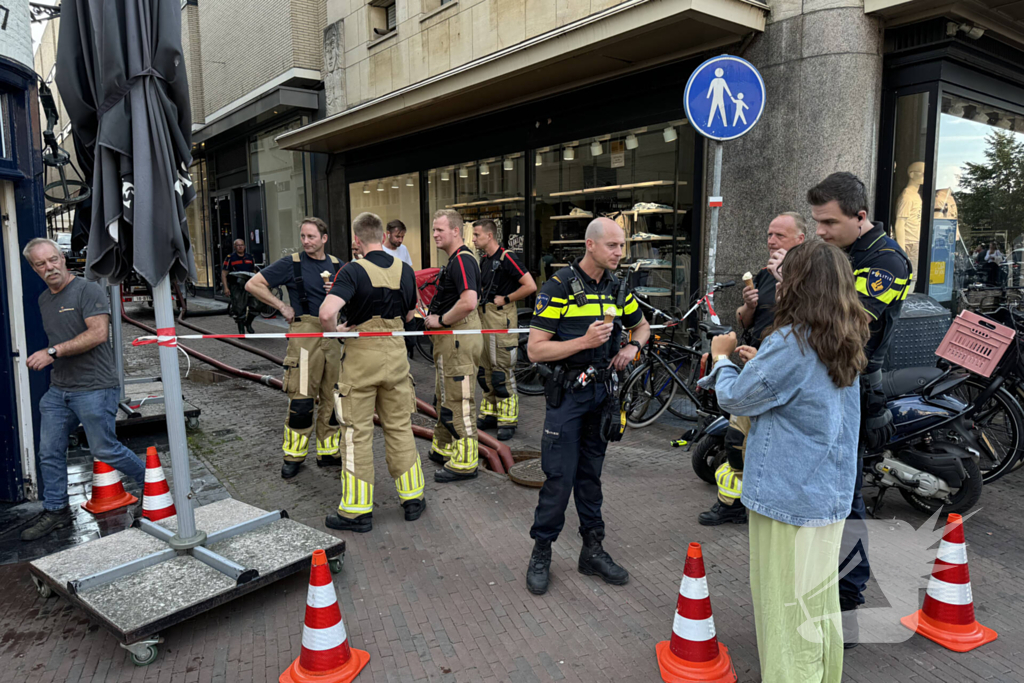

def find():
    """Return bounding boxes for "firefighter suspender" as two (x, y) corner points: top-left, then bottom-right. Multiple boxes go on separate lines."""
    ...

(290, 252), (340, 316)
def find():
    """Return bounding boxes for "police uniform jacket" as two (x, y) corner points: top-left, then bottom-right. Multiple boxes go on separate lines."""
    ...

(530, 260), (644, 369)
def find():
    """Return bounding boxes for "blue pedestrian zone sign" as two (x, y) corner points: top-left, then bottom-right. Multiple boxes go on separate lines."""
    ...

(684, 55), (766, 141)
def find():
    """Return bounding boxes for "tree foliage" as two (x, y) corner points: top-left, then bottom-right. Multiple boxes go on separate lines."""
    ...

(958, 130), (1024, 246)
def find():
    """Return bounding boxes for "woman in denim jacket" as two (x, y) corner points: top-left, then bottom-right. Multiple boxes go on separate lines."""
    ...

(699, 241), (869, 682)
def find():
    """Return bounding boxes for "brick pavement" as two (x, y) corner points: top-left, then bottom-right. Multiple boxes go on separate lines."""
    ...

(0, 305), (1021, 682)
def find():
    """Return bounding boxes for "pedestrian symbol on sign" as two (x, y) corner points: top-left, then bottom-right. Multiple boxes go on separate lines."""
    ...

(685, 55), (765, 142)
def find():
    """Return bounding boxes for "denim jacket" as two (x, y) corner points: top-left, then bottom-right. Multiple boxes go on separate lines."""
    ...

(698, 325), (859, 527)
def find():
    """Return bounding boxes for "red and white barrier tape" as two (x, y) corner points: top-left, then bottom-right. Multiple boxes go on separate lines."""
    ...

(132, 324), (671, 346)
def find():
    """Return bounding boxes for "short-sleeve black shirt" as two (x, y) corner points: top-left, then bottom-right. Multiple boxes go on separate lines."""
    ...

(431, 245), (480, 316)
(222, 252), (256, 273)
(480, 247), (528, 301)
(260, 251), (343, 317)
(327, 251), (417, 326)
(743, 268), (777, 349)
(530, 260), (644, 367)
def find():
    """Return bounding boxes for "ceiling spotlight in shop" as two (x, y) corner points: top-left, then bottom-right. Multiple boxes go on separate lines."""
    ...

(391, 178), (400, 189)
(972, 111), (991, 124)
(441, 170), (450, 182)
(406, 176), (414, 186)
(663, 126), (678, 143)
(625, 134), (639, 150)
(535, 152), (543, 166)
(377, 180), (385, 192)
(503, 158), (514, 171)
(459, 166), (469, 179)
(996, 117), (1013, 130)
(480, 163), (490, 175)
(362, 183), (370, 194)
(590, 141), (603, 156)
(947, 99), (966, 117)
(563, 147), (575, 161)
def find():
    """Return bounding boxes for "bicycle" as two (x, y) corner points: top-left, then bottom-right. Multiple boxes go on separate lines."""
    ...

(620, 281), (735, 429)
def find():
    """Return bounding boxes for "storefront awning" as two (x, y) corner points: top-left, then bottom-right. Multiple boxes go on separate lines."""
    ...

(193, 86), (319, 145)
(276, 0), (767, 154)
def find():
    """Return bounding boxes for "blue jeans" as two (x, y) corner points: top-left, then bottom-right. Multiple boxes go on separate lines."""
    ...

(38, 386), (145, 511)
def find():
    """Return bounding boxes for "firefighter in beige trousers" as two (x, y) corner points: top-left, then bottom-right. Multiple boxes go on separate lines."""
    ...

(246, 217), (343, 479)
(319, 211), (425, 532)
(425, 210), (484, 482)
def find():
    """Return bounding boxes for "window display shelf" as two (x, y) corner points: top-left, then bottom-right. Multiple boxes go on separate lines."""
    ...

(551, 215), (594, 221)
(551, 237), (674, 245)
(547, 180), (687, 198)
(447, 197), (524, 208)
(551, 239), (585, 244)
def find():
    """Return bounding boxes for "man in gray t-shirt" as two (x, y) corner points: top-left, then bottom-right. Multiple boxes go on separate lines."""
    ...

(20, 238), (145, 542)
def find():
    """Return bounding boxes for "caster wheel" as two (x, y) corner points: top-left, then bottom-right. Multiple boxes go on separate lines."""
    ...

(328, 557), (343, 575)
(31, 575), (52, 599)
(130, 645), (159, 666)
(68, 435), (80, 448)
(186, 417), (200, 430)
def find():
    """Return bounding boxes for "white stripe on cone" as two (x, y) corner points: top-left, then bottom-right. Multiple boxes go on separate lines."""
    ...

(936, 540), (968, 565)
(301, 622), (347, 652)
(926, 577), (973, 606)
(679, 575), (709, 601)
(145, 468), (167, 484)
(143, 492), (174, 510)
(94, 470), (121, 487)
(306, 583), (339, 609)
(672, 613), (717, 642)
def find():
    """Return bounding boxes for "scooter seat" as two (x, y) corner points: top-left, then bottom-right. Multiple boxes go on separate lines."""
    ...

(881, 367), (947, 399)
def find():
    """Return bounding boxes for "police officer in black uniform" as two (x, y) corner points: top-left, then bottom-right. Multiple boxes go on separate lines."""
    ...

(221, 239), (258, 334)
(809, 172), (911, 647)
(525, 217), (650, 596)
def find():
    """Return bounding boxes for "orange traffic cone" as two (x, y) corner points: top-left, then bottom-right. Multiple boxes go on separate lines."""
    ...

(656, 543), (737, 683)
(82, 460), (138, 514)
(280, 549), (369, 683)
(142, 447), (176, 521)
(901, 513), (998, 652)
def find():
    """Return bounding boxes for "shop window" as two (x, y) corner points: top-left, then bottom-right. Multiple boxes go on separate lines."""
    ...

(426, 155), (526, 269)
(0, 93), (10, 161)
(888, 92), (930, 284)
(349, 173), (423, 269)
(935, 95), (1024, 308)
(250, 119), (311, 268)
(532, 121), (694, 309)
(369, 0), (397, 39)
(185, 159), (213, 288)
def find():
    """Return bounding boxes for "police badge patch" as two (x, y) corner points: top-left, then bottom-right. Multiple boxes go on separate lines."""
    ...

(534, 293), (551, 316)
(867, 269), (895, 297)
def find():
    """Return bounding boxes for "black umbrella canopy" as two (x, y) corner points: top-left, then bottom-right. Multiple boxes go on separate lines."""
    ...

(57, 0), (197, 287)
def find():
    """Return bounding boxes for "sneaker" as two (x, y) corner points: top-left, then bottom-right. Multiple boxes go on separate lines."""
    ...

(21, 508), (73, 542)
(325, 513), (373, 533)
(477, 415), (497, 430)
(402, 499), (427, 521)
(281, 461), (302, 479)
(497, 426), (516, 441)
(698, 500), (747, 526)
(317, 454), (342, 467)
(434, 468), (478, 483)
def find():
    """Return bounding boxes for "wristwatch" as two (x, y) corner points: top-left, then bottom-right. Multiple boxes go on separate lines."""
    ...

(715, 354), (729, 365)
(626, 340), (642, 352)
(47, 347), (58, 358)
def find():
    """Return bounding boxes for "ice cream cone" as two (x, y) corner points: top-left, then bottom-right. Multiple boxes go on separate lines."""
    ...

(742, 271), (754, 289)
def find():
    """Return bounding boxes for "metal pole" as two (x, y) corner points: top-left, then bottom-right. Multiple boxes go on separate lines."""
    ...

(705, 141), (723, 292)
(109, 284), (126, 403)
(151, 275), (206, 549)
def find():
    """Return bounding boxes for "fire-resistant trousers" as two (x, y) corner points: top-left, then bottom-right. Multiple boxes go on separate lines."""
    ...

(477, 302), (519, 427)
(281, 316), (341, 463)
(431, 310), (483, 474)
(334, 317), (424, 519)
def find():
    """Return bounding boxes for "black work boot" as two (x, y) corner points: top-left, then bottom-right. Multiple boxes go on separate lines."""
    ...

(434, 468), (478, 483)
(325, 512), (373, 533)
(497, 426), (516, 441)
(245, 316), (256, 334)
(477, 415), (497, 430)
(402, 498), (427, 521)
(236, 321), (246, 335)
(526, 539), (552, 595)
(21, 508), (73, 542)
(281, 460), (302, 479)
(698, 500), (747, 526)
(840, 598), (860, 649)
(317, 454), (342, 467)
(578, 528), (629, 586)
(428, 450), (448, 465)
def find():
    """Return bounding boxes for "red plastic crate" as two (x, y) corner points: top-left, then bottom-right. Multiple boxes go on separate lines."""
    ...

(935, 310), (1016, 377)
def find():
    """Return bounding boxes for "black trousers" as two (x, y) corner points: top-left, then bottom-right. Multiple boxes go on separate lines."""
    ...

(228, 281), (257, 324)
(530, 382), (609, 542)
(838, 455), (870, 606)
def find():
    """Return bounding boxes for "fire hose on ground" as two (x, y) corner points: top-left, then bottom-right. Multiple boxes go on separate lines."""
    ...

(121, 302), (508, 473)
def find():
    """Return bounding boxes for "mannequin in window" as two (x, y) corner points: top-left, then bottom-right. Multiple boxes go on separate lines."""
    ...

(894, 162), (925, 279)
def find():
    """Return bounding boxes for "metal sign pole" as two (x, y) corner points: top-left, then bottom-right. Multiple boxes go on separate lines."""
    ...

(705, 141), (723, 292)
(109, 283), (127, 403)
(151, 276), (206, 548)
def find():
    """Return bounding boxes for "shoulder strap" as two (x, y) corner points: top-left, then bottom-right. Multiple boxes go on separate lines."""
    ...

(291, 252), (310, 316)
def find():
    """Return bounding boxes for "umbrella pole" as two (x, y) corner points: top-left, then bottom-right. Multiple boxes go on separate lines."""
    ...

(152, 275), (207, 549)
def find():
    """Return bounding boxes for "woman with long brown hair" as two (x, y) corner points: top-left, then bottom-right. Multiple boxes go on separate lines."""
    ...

(698, 240), (870, 682)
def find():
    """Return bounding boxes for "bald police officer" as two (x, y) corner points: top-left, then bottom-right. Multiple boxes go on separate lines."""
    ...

(525, 217), (650, 596)
(247, 217), (344, 478)
(319, 212), (426, 532)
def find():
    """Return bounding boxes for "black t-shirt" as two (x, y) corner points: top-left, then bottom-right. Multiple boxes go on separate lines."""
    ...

(222, 252), (256, 273)
(260, 251), (343, 317)
(328, 251), (417, 327)
(431, 245), (480, 315)
(480, 246), (528, 301)
(744, 268), (777, 349)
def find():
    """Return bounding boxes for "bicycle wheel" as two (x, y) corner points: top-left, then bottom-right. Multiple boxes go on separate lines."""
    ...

(664, 353), (700, 421)
(623, 362), (676, 428)
(515, 310), (544, 396)
(184, 279), (197, 299)
(948, 377), (1024, 483)
(259, 286), (284, 318)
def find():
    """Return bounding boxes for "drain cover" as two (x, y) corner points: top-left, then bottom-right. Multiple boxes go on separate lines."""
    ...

(509, 458), (546, 488)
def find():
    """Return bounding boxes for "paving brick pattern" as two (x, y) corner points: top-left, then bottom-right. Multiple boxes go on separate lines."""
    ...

(0, 306), (1021, 682)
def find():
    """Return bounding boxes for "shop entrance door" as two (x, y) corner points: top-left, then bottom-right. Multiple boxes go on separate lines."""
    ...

(211, 185), (268, 292)
(241, 182), (267, 266)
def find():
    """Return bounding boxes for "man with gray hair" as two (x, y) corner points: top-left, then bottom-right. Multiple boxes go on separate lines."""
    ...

(20, 238), (146, 541)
